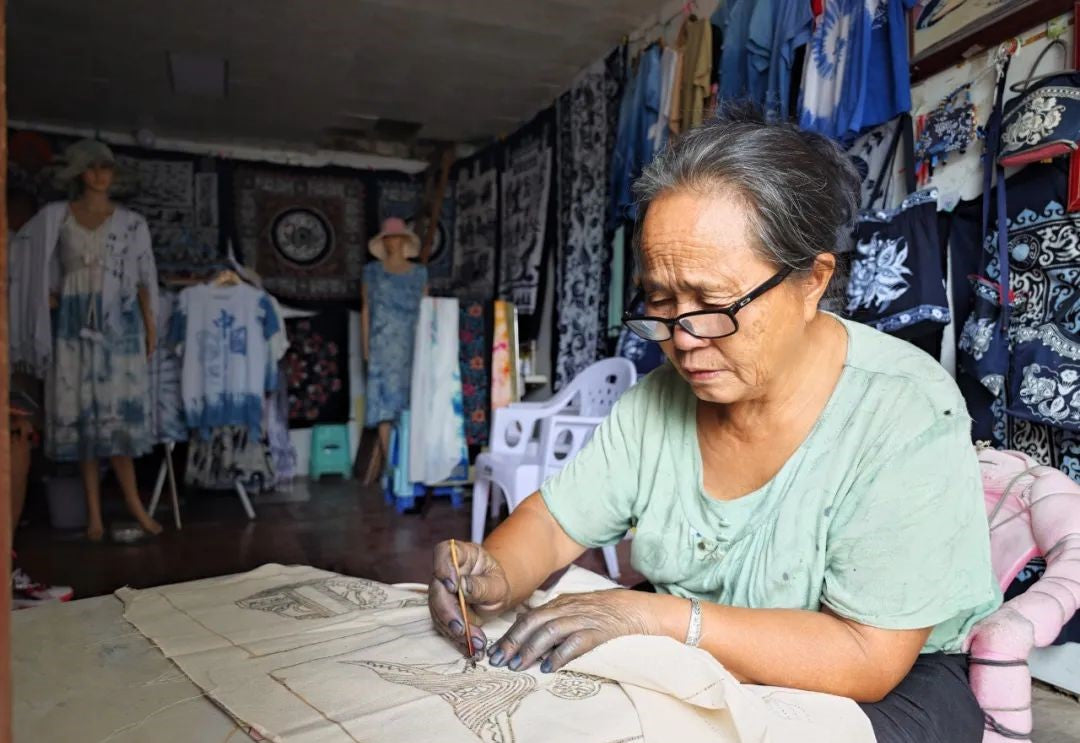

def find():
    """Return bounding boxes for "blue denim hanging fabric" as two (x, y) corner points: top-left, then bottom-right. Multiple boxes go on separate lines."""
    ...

(845, 114), (951, 337)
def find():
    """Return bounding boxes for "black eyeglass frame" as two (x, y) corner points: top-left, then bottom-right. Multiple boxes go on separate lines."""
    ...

(622, 266), (794, 341)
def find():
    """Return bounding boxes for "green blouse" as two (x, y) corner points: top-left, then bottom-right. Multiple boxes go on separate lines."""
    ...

(542, 317), (1000, 653)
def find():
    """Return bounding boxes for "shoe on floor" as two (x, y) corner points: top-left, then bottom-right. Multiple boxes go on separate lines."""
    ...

(12, 567), (73, 609)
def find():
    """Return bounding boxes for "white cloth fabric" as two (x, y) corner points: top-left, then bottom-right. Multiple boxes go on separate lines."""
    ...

(118, 564), (874, 743)
(408, 297), (467, 484)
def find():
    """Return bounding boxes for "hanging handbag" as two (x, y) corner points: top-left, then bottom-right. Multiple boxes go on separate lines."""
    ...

(998, 40), (1080, 167)
(845, 114), (950, 336)
(915, 83), (977, 185)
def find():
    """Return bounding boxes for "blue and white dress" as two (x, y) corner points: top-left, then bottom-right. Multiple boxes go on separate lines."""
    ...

(363, 261), (427, 427)
(45, 206), (158, 461)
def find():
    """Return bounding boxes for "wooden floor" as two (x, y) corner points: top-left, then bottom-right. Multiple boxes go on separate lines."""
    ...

(13, 478), (641, 599)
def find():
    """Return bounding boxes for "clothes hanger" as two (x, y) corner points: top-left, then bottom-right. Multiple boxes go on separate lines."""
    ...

(211, 269), (243, 287)
(1008, 38), (1070, 93)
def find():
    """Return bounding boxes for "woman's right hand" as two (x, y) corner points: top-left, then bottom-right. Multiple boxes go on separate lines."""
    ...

(429, 540), (512, 656)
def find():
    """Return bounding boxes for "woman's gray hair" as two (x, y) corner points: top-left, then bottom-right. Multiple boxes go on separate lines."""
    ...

(632, 104), (860, 290)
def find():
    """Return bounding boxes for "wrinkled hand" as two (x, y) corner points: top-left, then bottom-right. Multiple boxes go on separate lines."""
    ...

(429, 540), (511, 657)
(488, 589), (655, 674)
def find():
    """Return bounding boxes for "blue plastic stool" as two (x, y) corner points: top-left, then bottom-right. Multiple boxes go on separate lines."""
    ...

(309, 424), (352, 481)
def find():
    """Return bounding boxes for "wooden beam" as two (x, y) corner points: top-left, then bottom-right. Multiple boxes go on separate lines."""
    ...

(910, 0), (1072, 83)
(0, 0), (13, 738)
(420, 146), (455, 265)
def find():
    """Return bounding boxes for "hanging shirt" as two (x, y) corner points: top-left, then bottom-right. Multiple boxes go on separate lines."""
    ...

(678, 18), (713, 130)
(800, 0), (870, 140)
(609, 45), (662, 223)
(859, 0), (918, 131)
(765, 0), (814, 121)
(650, 47), (680, 153)
(171, 283), (282, 438)
(746, 0), (778, 107)
(718, 0), (754, 101)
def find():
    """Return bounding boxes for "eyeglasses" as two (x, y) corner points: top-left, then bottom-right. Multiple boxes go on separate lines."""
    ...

(622, 267), (793, 342)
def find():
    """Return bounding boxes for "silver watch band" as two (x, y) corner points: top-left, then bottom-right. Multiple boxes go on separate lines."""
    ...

(685, 598), (703, 647)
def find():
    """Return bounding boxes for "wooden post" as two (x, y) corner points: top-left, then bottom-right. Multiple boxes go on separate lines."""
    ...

(0, 0), (14, 738)
(419, 146), (454, 264)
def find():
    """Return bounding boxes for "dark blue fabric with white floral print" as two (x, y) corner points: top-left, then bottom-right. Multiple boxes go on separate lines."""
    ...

(844, 189), (950, 338)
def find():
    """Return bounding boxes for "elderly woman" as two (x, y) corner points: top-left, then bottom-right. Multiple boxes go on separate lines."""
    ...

(430, 109), (1000, 743)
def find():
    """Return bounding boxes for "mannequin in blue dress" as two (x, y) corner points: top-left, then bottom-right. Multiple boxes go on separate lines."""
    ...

(361, 217), (428, 476)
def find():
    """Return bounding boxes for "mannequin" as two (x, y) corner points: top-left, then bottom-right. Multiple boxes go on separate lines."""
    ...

(32, 139), (161, 540)
(361, 217), (428, 476)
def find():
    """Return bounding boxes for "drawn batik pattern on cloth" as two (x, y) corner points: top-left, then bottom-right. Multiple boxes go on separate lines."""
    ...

(237, 576), (389, 619)
(499, 112), (554, 316)
(235, 166), (367, 300)
(554, 59), (612, 391)
(376, 175), (456, 291)
(118, 564), (872, 743)
(452, 155), (498, 299)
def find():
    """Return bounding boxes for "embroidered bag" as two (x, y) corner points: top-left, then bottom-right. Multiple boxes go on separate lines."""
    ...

(998, 40), (1080, 168)
(845, 114), (950, 337)
(1006, 298), (1080, 431)
(915, 84), (977, 185)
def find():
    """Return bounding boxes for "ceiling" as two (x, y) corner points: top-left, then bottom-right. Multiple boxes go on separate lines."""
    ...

(8, 0), (661, 151)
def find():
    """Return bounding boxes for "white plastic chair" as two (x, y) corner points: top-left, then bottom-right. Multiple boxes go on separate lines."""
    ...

(471, 358), (636, 578)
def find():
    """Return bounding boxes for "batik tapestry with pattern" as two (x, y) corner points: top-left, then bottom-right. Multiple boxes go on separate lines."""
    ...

(554, 59), (615, 391)
(459, 301), (490, 446)
(452, 151), (499, 300)
(235, 166), (367, 300)
(491, 300), (516, 412)
(498, 110), (554, 318)
(117, 564), (874, 743)
(375, 173), (456, 292)
(115, 155), (221, 278)
(284, 310), (351, 427)
(148, 290), (188, 444)
(953, 160), (1080, 482)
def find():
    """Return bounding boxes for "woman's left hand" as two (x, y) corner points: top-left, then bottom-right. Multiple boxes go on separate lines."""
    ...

(487, 589), (657, 674)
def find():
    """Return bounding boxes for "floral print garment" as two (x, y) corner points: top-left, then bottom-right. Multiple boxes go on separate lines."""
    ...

(284, 310), (350, 426)
(363, 262), (427, 427)
(459, 301), (489, 446)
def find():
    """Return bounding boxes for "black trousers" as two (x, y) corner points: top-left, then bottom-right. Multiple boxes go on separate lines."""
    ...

(859, 652), (984, 743)
(628, 583), (983, 742)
